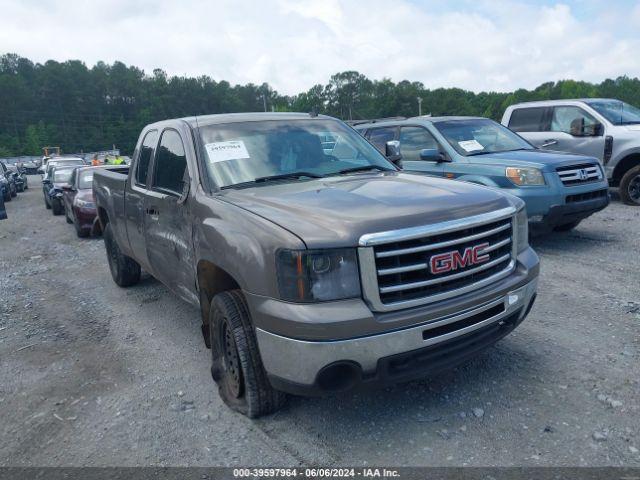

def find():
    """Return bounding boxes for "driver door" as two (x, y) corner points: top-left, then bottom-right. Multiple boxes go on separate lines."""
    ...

(542, 106), (605, 159)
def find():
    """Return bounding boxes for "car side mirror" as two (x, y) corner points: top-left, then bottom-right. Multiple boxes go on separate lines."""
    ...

(385, 140), (403, 168)
(592, 122), (604, 136)
(42, 179), (50, 184)
(419, 148), (447, 162)
(177, 178), (190, 205)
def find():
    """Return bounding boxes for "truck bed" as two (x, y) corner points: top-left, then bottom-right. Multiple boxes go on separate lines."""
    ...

(93, 166), (130, 247)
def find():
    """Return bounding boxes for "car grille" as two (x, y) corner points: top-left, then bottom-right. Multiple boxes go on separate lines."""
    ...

(556, 163), (602, 186)
(566, 189), (609, 203)
(359, 209), (516, 311)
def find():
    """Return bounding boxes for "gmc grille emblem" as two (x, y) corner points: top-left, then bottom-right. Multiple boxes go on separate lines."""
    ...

(430, 242), (490, 275)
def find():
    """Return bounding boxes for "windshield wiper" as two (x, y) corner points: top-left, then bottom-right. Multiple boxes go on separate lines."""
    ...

(254, 171), (324, 183)
(336, 165), (390, 175)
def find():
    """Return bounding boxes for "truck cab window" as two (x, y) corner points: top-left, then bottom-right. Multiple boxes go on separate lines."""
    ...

(551, 106), (599, 136)
(508, 107), (548, 132)
(366, 127), (396, 154)
(136, 130), (158, 186)
(153, 130), (187, 195)
(399, 126), (439, 161)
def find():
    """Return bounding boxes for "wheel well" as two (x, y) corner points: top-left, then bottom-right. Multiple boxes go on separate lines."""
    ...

(197, 261), (241, 325)
(612, 153), (640, 186)
(97, 207), (109, 229)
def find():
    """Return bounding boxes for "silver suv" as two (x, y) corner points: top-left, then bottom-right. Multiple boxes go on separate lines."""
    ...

(502, 98), (640, 205)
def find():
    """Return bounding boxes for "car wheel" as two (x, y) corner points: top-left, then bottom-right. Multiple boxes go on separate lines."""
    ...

(553, 220), (581, 232)
(44, 193), (51, 209)
(209, 290), (286, 418)
(103, 223), (141, 287)
(4, 191), (11, 202)
(620, 165), (640, 206)
(51, 199), (64, 215)
(74, 219), (89, 238)
(10, 187), (16, 197)
(65, 211), (73, 224)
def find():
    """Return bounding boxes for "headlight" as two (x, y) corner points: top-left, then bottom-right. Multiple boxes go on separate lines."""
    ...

(515, 207), (529, 253)
(276, 248), (360, 302)
(506, 167), (545, 186)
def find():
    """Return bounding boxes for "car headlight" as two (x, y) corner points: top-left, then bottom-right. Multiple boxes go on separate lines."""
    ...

(506, 167), (545, 186)
(515, 207), (529, 253)
(276, 248), (361, 302)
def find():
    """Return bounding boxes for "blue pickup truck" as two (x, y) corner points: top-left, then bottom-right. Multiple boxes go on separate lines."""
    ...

(354, 116), (610, 232)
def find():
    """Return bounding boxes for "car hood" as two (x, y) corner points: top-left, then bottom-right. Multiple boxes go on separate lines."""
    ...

(471, 149), (600, 171)
(220, 172), (516, 248)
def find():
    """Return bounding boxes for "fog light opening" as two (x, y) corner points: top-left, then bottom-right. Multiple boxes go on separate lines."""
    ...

(316, 362), (362, 392)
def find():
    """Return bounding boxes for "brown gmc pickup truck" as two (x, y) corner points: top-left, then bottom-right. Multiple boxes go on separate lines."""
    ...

(93, 113), (539, 418)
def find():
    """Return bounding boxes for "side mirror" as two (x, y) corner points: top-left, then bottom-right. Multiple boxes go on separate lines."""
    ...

(177, 178), (190, 205)
(592, 122), (604, 136)
(420, 149), (447, 162)
(385, 140), (403, 167)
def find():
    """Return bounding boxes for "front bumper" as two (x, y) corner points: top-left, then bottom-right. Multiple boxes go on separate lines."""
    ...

(73, 206), (98, 230)
(534, 190), (609, 229)
(252, 249), (538, 395)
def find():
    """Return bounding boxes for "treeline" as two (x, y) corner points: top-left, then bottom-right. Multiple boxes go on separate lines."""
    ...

(2, 53), (640, 156)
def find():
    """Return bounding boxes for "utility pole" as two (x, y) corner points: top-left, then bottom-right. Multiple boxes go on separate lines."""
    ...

(417, 97), (423, 116)
(262, 94), (267, 112)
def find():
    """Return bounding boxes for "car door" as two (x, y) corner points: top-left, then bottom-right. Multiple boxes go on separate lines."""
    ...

(125, 129), (158, 273)
(143, 128), (196, 303)
(545, 106), (606, 159)
(506, 106), (552, 148)
(398, 126), (445, 177)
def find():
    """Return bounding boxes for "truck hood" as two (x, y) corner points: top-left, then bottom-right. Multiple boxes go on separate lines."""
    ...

(220, 172), (516, 248)
(471, 149), (600, 171)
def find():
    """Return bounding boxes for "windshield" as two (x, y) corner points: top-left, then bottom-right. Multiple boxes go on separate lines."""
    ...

(78, 170), (94, 189)
(53, 169), (73, 183)
(434, 119), (533, 156)
(586, 100), (640, 125)
(198, 119), (394, 188)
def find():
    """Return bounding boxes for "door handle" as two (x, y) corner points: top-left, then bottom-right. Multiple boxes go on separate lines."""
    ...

(541, 139), (558, 147)
(145, 207), (159, 215)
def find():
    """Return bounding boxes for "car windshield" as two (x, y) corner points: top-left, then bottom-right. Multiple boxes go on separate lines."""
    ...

(434, 119), (534, 156)
(197, 119), (395, 188)
(53, 169), (73, 183)
(78, 170), (94, 189)
(586, 100), (640, 125)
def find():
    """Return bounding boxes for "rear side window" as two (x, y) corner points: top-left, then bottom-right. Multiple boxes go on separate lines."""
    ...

(136, 130), (158, 186)
(399, 127), (440, 161)
(152, 129), (187, 195)
(366, 127), (397, 153)
(508, 107), (548, 132)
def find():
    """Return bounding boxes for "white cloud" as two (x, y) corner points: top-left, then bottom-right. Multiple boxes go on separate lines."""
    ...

(0, 0), (639, 94)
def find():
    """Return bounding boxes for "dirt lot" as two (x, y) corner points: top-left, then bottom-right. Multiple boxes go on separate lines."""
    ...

(0, 184), (638, 467)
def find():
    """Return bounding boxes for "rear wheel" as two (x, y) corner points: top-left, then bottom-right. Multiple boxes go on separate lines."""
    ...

(553, 220), (581, 232)
(44, 192), (51, 209)
(75, 219), (89, 238)
(620, 165), (640, 206)
(103, 223), (141, 287)
(4, 190), (11, 202)
(209, 290), (285, 418)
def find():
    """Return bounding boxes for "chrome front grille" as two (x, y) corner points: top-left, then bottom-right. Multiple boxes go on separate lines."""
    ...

(358, 207), (517, 312)
(556, 163), (602, 186)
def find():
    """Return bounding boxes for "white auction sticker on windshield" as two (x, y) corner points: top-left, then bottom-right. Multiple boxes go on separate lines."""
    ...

(458, 139), (484, 152)
(205, 141), (250, 163)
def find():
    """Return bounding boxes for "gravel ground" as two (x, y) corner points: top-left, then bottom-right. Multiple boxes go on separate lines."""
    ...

(0, 184), (639, 467)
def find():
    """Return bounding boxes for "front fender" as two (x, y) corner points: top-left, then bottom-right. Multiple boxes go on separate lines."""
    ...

(454, 174), (501, 188)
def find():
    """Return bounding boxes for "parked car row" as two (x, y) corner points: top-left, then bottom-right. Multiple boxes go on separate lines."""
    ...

(1, 161), (27, 202)
(39, 157), (115, 237)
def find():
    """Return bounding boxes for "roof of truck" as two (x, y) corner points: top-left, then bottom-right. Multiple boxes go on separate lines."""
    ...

(353, 116), (489, 129)
(506, 98), (620, 108)
(177, 112), (335, 128)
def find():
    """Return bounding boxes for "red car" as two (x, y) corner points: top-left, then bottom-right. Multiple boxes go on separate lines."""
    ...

(62, 166), (101, 237)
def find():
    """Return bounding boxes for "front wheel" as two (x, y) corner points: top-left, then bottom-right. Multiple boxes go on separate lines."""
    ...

(620, 165), (640, 206)
(209, 290), (286, 418)
(51, 198), (64, 215)
(103, 223), (141, 287)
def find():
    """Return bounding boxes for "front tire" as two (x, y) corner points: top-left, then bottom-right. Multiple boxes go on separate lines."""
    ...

(620, 165), (640, 206)
(51, 198), (64, 215)
(209, 290), (285, 418)
(103, 223), (141, 287)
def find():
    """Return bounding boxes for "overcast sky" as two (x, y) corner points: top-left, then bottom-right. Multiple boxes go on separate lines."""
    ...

(1, 0), (639, 94)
